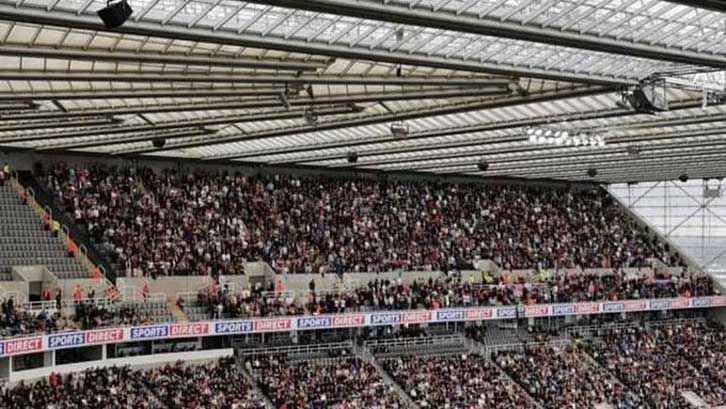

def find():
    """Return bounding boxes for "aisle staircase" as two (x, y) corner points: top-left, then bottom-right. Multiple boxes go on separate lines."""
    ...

(353, 344), (421, 409)
(167, 300), (189, 323)
(236, 358), (276, 409)
(0, 183), (88, 280)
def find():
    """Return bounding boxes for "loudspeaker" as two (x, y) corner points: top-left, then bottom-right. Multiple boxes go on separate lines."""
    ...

(587, 168), (598, 178)
(152, 138), (166, 149)
(97, 0), (133, 30)
(679, 173), (688, 183)
(347, 151), (359, 163)
(627, 82), (668, 113)
(477, 160), (489, 171)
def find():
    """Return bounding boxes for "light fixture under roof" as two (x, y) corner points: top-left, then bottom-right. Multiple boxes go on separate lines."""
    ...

(526, 127), (606, 147)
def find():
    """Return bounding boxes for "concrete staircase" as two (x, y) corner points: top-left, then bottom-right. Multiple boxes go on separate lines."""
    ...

(236, 357), (276, 408)
(0, 183), (88, 280)
(468, 338), (545, 409)
(353, 344), (420, 409)
(167, 300), (189, 323)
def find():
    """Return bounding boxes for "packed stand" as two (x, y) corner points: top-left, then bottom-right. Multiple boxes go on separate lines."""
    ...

(1, 358), (268, 409)
(2, 366), (152, 409)
(493, 345), (647, 409)
(0, 287), (161, 339)
(382, 353), (536, 408)
(246, 352), (407, 408)
(73, 301), (153, 330)
(189, 272), (715, 321)
(305, 273), (714, 311)
(42, 164), (680, 278)
(588, 323), (726, 408)
(194, 282), (300, 320)
(0, 297), (61, 338)
(667, 321), (726, 391)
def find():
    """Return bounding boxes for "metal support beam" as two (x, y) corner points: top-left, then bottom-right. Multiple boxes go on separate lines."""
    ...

(328, 120), (726, 168)
(36, 128), (215, 151)
(375, 138), (726, 172)
(0, 3), (635, 85)
(245, 0), (726, 69)
(210, 86), (610, 160)
(0, 117), (117, 133)
(503, 162), (726, 183)
(446, 148), (726, 175)
(226, 100), (704, 161)
(0, 87), (510, 121)
(659, 1), (726, 12)
(0, 105), (359, 144)
(0, 71), (512, 87)
(0, 45), (329, 71)
(0, 87), (290, 101)
(0, 100), (39, 110)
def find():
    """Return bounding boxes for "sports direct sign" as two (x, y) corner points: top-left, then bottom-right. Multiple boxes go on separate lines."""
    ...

(0, 295), (723, 357)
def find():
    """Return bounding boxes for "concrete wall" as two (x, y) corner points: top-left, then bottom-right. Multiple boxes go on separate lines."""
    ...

(117, 275), (249, 299)
(52, 279), (109, 300)
(0, 280), (29, 303)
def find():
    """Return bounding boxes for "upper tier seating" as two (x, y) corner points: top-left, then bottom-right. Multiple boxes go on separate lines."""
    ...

(0, 183), (88, 280)
(43, 165), (681, 277)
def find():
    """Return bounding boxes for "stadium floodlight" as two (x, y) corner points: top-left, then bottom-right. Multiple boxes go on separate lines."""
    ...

(390, 121), (409, 138)
(524, 127), (606, 148)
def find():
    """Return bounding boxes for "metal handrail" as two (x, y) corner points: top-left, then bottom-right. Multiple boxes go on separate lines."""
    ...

(238, 341), (353, 357)
(363, 333), (465, 349)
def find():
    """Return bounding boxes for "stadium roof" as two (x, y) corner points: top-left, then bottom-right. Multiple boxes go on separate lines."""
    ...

(0, 0), (726, 183)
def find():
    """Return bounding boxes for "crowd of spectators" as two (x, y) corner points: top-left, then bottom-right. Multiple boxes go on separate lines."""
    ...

(42, 164), (680, 278)
(6, 317), (726, 408)
(1, 358), (268, 409)
(0, 294), (160, 339)
(588, 323), (726, 408)
(191, 272), (715, 321)
(0, 297), (61, 338)
(73, 301), (153, 330)
(246, 352), (406, 408)
(493, 345), (647, 408)
(667, 321), (726, 392)
(382, 353), (536, 408)
(2, 366), (152, 409)
(195, 282), (300, 319)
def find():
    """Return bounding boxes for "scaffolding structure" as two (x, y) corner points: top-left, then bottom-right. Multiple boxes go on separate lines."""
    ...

(609, 179), (726, 280)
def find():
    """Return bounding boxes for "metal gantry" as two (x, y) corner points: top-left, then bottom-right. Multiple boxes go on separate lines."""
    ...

(610, 180), (726, 279)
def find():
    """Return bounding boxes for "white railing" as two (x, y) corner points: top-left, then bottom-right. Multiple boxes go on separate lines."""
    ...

(363, 333), (465, 350)
(237, 341), (353, 358)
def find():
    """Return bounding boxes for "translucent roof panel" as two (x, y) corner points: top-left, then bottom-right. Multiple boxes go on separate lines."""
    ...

(1, 0), (726, 183)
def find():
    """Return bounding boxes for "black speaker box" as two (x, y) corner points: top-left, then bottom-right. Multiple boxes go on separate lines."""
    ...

(97, 0), (133, 29)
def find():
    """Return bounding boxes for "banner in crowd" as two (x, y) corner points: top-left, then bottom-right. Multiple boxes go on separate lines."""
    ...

(1, 295), (724, 358)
